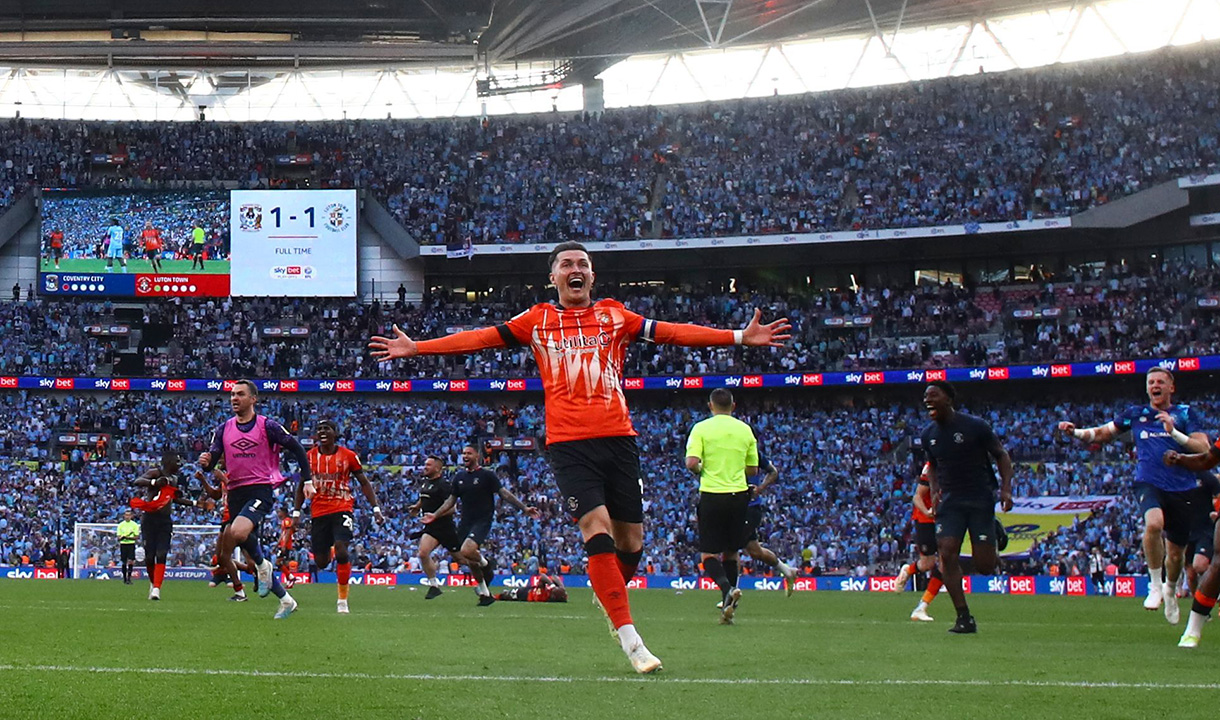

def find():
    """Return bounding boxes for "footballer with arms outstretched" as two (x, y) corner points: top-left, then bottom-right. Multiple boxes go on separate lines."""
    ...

(370, 240), (790, 674)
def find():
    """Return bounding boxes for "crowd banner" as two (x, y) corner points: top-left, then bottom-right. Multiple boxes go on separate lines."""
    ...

(0, 356), (1210, 395)
(964, 495), (1120, 557)
(418, 217), (1073, 257)
(5, 568), (1148, 597)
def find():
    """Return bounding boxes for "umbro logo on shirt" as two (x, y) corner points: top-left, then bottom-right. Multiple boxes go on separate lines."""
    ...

(231, 438), (259, 452)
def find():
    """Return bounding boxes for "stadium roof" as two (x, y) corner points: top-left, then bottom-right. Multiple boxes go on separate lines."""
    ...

(0, 0), (1073, 68)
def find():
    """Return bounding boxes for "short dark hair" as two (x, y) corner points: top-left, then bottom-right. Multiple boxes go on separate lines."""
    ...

(1147, 366), (1175, 382)
(317, 419), (338, 434)
(548, 241), (590, 270)
(234, 379), (258, 397)
(927, 380), (956, 401)
(425, 455), (443, 465)
(710, 388), (734, 409)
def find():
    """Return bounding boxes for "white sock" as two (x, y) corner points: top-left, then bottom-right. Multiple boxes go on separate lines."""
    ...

(429, 577), (440, 588)
(1187, 610), (1209, 638)
(477, 581), (489, 596)
(618, 623), (642, 652)
(914, 601), (928, 612)
(1165, 579), (1178, 597)
(1148, 567), (1163, 591)
(777, 561), (794, 576)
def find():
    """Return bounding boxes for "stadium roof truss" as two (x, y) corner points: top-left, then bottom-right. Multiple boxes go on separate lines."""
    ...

(0, 0), (1213, 120)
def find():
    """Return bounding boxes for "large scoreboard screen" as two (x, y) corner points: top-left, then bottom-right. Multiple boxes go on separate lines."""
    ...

(38, 188), (357, 298)
(230, 189), (357, 297)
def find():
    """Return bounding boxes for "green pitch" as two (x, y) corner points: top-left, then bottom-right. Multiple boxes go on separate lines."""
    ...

(40, 258), (231, 275)
(0, 581), (1216, 719)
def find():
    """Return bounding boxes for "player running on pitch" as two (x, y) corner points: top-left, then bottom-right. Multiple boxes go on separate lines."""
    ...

(408, 455), (463, 599)
(104, 217), (127, 273)
(1060, 367), (1208, 623)
(423, 445), (539, 606)
(921, 380), (1014, 634)
(370, 240), (789, 673)
(129, 449), (196, 600)
(294, 419), (384, 613)
(741, 446), (799, 596)
(894, 461), (946, 622)
(199, 379), (311, 618)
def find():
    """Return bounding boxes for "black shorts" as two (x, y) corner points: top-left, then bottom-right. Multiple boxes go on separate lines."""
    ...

(548, 436), (644, 523)
(744, 504), (764, 543)
(935, 492), (997, 545)
(418, 517), (462, 552)
(192, 246), (205, 257)
(119, 543), (136, 562)
(50, 247), (63, 260)
(915, 521), (938, 556)
(456, 515), (493, 546)
(1191, 522), (1217, 559)
(142, 520), (172, 560)
(228, 484), (276, 527)
(145, 250), (159, 261)
(1134, 483), (1193, 547)
(698, 490), (750, 554)
(310, 511), (354, 563)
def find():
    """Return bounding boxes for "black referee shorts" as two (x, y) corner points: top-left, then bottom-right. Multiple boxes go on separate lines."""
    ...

(119, 543), (136, 562)
(698, 490), (750, 554)
(548, 436), (644, 523)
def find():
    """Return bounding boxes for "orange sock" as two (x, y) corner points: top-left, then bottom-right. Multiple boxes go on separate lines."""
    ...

(153, 563), (165, 589)
(1195, 590), (1217, 609)
(922, 576), (943, 605)
(337, 563), (351, 600)
(588, 553), (633, 629)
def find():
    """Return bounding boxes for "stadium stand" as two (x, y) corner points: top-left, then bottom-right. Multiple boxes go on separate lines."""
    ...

(0, 45), (1216, 246)
(0, 391), (1186, 578)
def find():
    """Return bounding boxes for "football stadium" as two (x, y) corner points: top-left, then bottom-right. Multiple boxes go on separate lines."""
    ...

(1, 0), (1219, 716)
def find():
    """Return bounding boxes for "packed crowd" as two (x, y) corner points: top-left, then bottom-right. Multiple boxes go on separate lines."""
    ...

(0, 391), (1197, 577)
(3, 256), (1218, 379)
(0, 45), (1216, 245)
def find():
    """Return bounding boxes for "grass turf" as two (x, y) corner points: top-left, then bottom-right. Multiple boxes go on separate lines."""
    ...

(39, 258), (230, 275)
(0, 580), (1214, 719)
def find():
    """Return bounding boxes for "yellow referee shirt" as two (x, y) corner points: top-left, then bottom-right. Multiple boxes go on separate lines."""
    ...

(117, 519), (140, 544)
(686, 414), (758, 493)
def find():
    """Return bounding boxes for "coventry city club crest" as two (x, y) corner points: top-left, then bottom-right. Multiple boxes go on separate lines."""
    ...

(239, 204), (262, 232)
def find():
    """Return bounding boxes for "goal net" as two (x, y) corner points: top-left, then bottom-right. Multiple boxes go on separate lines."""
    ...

(72, 522), (221, 580)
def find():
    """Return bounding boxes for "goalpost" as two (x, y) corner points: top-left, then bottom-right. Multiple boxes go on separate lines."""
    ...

(72, 522), (221, 580)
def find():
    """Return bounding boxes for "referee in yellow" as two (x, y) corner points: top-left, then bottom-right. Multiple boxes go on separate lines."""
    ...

(685, 388), (758, 625)
(117, 509), (140, 585)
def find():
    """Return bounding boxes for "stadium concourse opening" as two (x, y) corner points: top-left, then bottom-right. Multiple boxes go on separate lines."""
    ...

(2, 0), (1220, 714)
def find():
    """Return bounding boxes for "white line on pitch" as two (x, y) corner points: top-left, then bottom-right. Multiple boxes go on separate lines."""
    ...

(0, 664), (1217, 690)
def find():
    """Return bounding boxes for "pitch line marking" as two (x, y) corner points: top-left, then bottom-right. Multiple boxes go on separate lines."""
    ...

(0, 664), (1218, 690)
